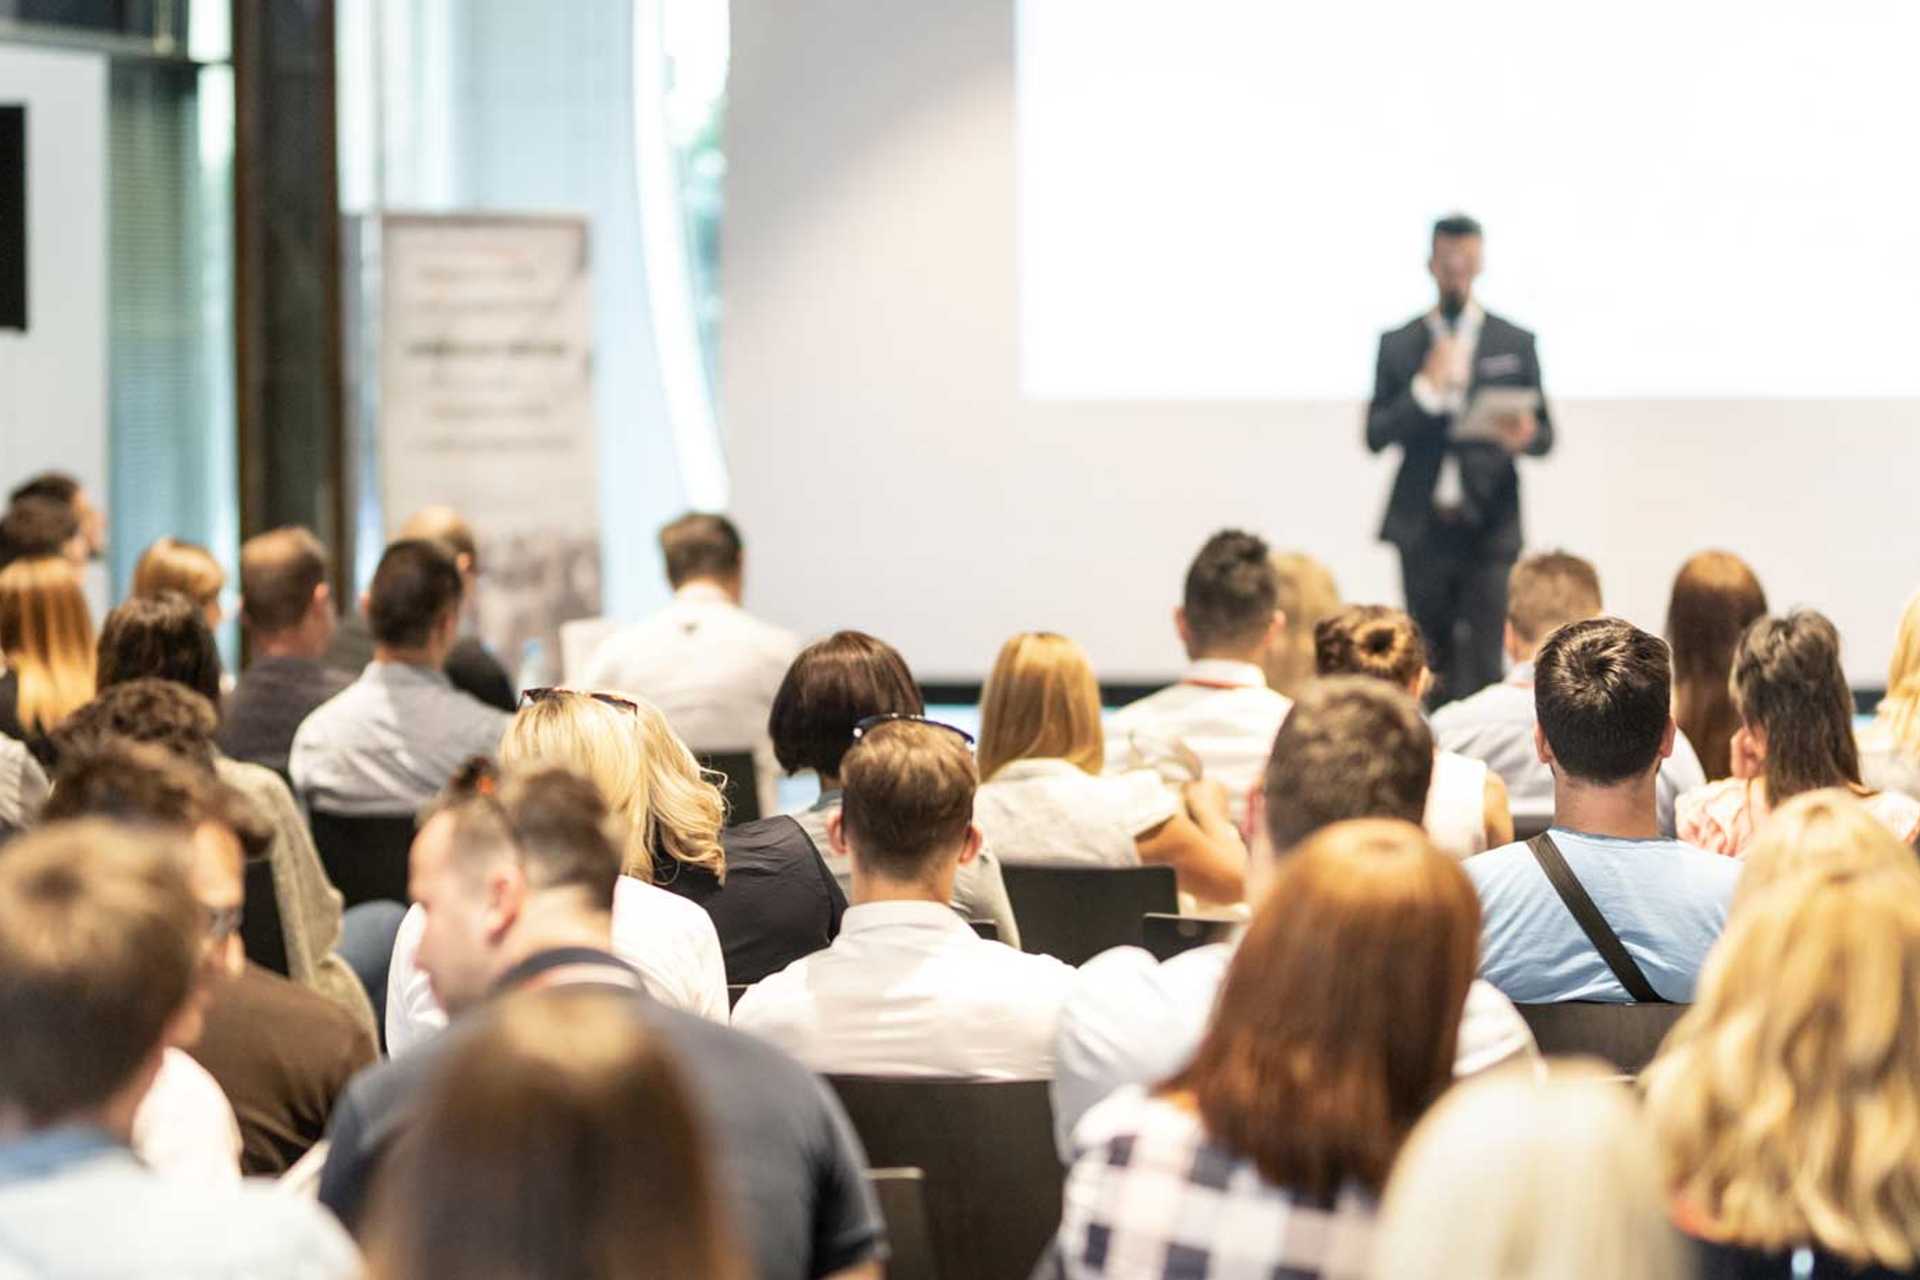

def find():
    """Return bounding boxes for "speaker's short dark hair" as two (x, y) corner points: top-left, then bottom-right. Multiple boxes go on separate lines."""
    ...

(1263, 677), (1433, 853)
(1534, 618), (1672, 785)
(1183, 530), (1277, 653)
(769, 631), (922, 779)
(658, 513), (742, 589)
(1432, 212), (1483, 242)
(369, 539), (463, 649)
(96, 593), (222, 706)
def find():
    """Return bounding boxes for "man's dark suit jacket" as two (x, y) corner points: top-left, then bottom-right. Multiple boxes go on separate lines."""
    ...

(1364, 310), (1554, 562)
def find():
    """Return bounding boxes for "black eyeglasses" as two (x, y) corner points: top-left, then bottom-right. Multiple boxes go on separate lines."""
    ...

(851, 713), (975, 747)
(520, 687), (642, 714)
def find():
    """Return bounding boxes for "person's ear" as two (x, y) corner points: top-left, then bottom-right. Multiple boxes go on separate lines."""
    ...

(1503, 620), (1524, 663)
(1413, 668), (1434, 703)
(1533, 721), (1554, 766)
(825, 810), (851, 859)
(357, 590), (372, 618)
(311, 581), (332, 616)
(1264, 610), (1287, 652)
(483, 863), (527, 941)
(955, 823), (982, 867)
(1659, 715), (1677, 762)
(1173, 606), (1192, 654)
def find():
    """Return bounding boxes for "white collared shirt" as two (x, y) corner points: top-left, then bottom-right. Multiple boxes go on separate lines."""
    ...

(1412, 299), (1485, 509)
(731, 899), (1077, 1080)
(1103, 659), (1291, 819)
(581, 583), (800, 816)
(974, 758), (1180, 869)
(132, 1048), (242, 1183)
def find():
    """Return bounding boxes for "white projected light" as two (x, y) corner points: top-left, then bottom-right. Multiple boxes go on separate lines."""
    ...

(1017, 1), (1920, 400)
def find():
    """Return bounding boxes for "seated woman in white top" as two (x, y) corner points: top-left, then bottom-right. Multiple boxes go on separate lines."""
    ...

(386, 692), (729, 1053)
(1857, 589), (1920, 800)
(971, 632), (1246, 904)
(1313, 605), (1512, 858)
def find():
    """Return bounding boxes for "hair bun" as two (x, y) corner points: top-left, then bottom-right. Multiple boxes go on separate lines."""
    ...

(1362, 626), (1398, 657)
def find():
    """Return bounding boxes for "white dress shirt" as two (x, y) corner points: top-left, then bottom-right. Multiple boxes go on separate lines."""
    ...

(731, 899), (1077, 1080)
(1049, 941), (1538, 1159)
(581, 583), (801, 817)
(974, 758), (1179, 868)
(132, 1048), (243, 1184)
(384, 875), (730, 1055)
(1411, 300), (1485, 509)
(1102, 659), (1292, 821)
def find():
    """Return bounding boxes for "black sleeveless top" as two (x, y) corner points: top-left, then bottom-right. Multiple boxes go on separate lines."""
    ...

(657, 813), (847, 985)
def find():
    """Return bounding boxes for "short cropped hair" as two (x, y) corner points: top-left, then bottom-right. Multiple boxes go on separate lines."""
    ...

(1507, 552), (1602, 646)
(0, 821), (201, 1124)
(1263, 677), (1433, 852)
(1534, 618), (1672, 785)
(445, 766), (623, 913)
(1433, 212), (1483, 242)
(240, 526), (329, 633)
(838, 719), (977, 882)
(1182, 530), (1278, 653)
(53, 678), (221, 772)
(396, 506), (479, 570)
(96, 592), (222, 705)
(0, 496), (77, 569)
(1314, 605), (1427, 688)
(658, 513), (742, 589)
(369, 539), (463, 649)
(768, 631), (922, 779)
(42, 739), (269, 859)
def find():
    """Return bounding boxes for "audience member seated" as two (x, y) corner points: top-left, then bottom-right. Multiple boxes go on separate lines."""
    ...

(6, 470), (106, 564)
(973, 631), (1247, 904)
(1666, 550), (1769, 781)
(1103, 530), (1293, 819)
(292, 537), (512, 815)
(1469, 618), (1739, 1003)
(1432, 551), (1706, 835)
(217, 525), (352, 777)
(583, 511), (799, 817)
(1678, 610), (1920, 853)
(363, 988), (744, 1280)
(131, 536), (227, 631)
(735, 718), (1074, 1077)
(319, 766), (884, 1280)
(1371, 1067), (1689, 1280)
(504, 686), (839, 987)
(1262, 549), (1341, 700)
(0, 494), (80, 571)
(1733, 788), (1920, 909)
(1040, 819), (1479, 1280)
(773, 629), (1018, 944)
(1644, 861), (1920, 1279)
(0, 821), (356, 1273)
(0, 734), (47, 841)
(1051, 677), (1536, 1155)
(1314, 604), (1511, 855)
(0, 554), (95, 768)
(1859, 588), (1920, 799)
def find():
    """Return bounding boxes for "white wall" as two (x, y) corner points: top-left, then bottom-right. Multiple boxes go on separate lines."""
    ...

(724, 0), (1920, 684)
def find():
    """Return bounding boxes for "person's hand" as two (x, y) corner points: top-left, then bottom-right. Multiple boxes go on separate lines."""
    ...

(1494, 409), (1539, 453)
(1730, 725), (1764, 780)
(1421, 335), (1464, 394)
(1183, 779), (1232, 829)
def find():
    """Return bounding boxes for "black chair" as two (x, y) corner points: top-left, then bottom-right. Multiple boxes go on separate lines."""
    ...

(700, 751), (762, 824)
(827, 1076), (1061, 1280)
(1140, 912), (1236, 962)
(307, 810), (416, 908)
(867, 1168), (940, 1280)
(1001, 864), (1178, 966)
(727, 983), (750, 1010)
(968, 919), (999, 942)
(239, 855), (291, 977)
(1514, 1001), (1690, 1075)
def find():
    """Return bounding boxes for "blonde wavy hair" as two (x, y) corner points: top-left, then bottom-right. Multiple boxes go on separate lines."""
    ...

(498, 691), (727, 885)
(1876, 588), (1920, 761)
(1643, 863), (1920, 1270)
(0, 555), (96, 735)
(1735, 787), (1919, 911)
(976, 632), (1104, 781)
(1372, 1063), (1688, 1280)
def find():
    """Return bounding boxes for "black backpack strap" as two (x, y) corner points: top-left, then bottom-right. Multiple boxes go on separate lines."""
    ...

(1526, 831), (1666, 1004)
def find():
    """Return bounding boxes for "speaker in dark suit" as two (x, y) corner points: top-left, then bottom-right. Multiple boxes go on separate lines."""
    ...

(1364, 214), (1553, 701)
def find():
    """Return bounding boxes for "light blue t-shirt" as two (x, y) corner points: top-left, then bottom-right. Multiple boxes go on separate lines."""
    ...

(1467, 828), (1740, 1003)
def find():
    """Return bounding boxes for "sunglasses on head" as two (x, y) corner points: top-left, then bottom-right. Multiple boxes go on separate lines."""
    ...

(851, 713), (975, 747)
(519, 687), (642, 714)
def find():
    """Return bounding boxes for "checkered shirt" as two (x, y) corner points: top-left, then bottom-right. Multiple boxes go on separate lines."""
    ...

(1040, 1089), (1377, 1280)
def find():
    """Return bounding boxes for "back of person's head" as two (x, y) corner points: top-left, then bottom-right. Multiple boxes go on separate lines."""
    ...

(52, 677), (221, 771)
(96, 591), (222, 706)
(1644, 864), (1920, 1271)
(8, 472), (79, 509)
(1265, 550), (1341, 698)
(977, 631), (1104, 780)
(1666, 550), (1769, 780)
(769, 631), (923, 781)
(1314, 604), (1427, 692)
(1372, 1067), (1688, 1280)
(368, 538), (463, 650)
(1735, 788), (1920, 911)
(1180, 529), (1277, 657)
(499, 690), (726, 885)
(41, 738), (267, 858)
(395, 506), (479, 569)
(0, 555), (97, 733)
(1731, 610), (1861, 803)
(130, 537), (224, 616)
(658, 512), (742, 589)
(838, 718), (977, 884)
(1533, 618), (1672, 786)
(240, 525), (330, 634)
(1166, 819), (1479, 1197)
(0, 820), (201, 1126)
(441, 764), (624, 914)
(1506, 551), (1603, 651)
(365, 987), (741, 1280)
(0, 495), (78, 570)
(1882, 588), (1920, 759)
(1262, 677), (1433, 853)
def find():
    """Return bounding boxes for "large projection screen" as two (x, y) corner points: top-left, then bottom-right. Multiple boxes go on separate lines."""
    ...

(725, 0), (1920, 685)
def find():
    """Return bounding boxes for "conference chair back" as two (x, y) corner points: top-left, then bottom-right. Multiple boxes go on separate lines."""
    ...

(968, 919), (1000, 942)
(307, 810), (417, 908)
(1514, 1001), (1690, 1075)
(700, 751), (762, 825)
(1001, 864), (1178, 965)
(867, 1168), (940, 1280)
(239, 853), (291, 977)
(827, 1075), (1061, 1280)
(1141, 912), (1237, 963)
